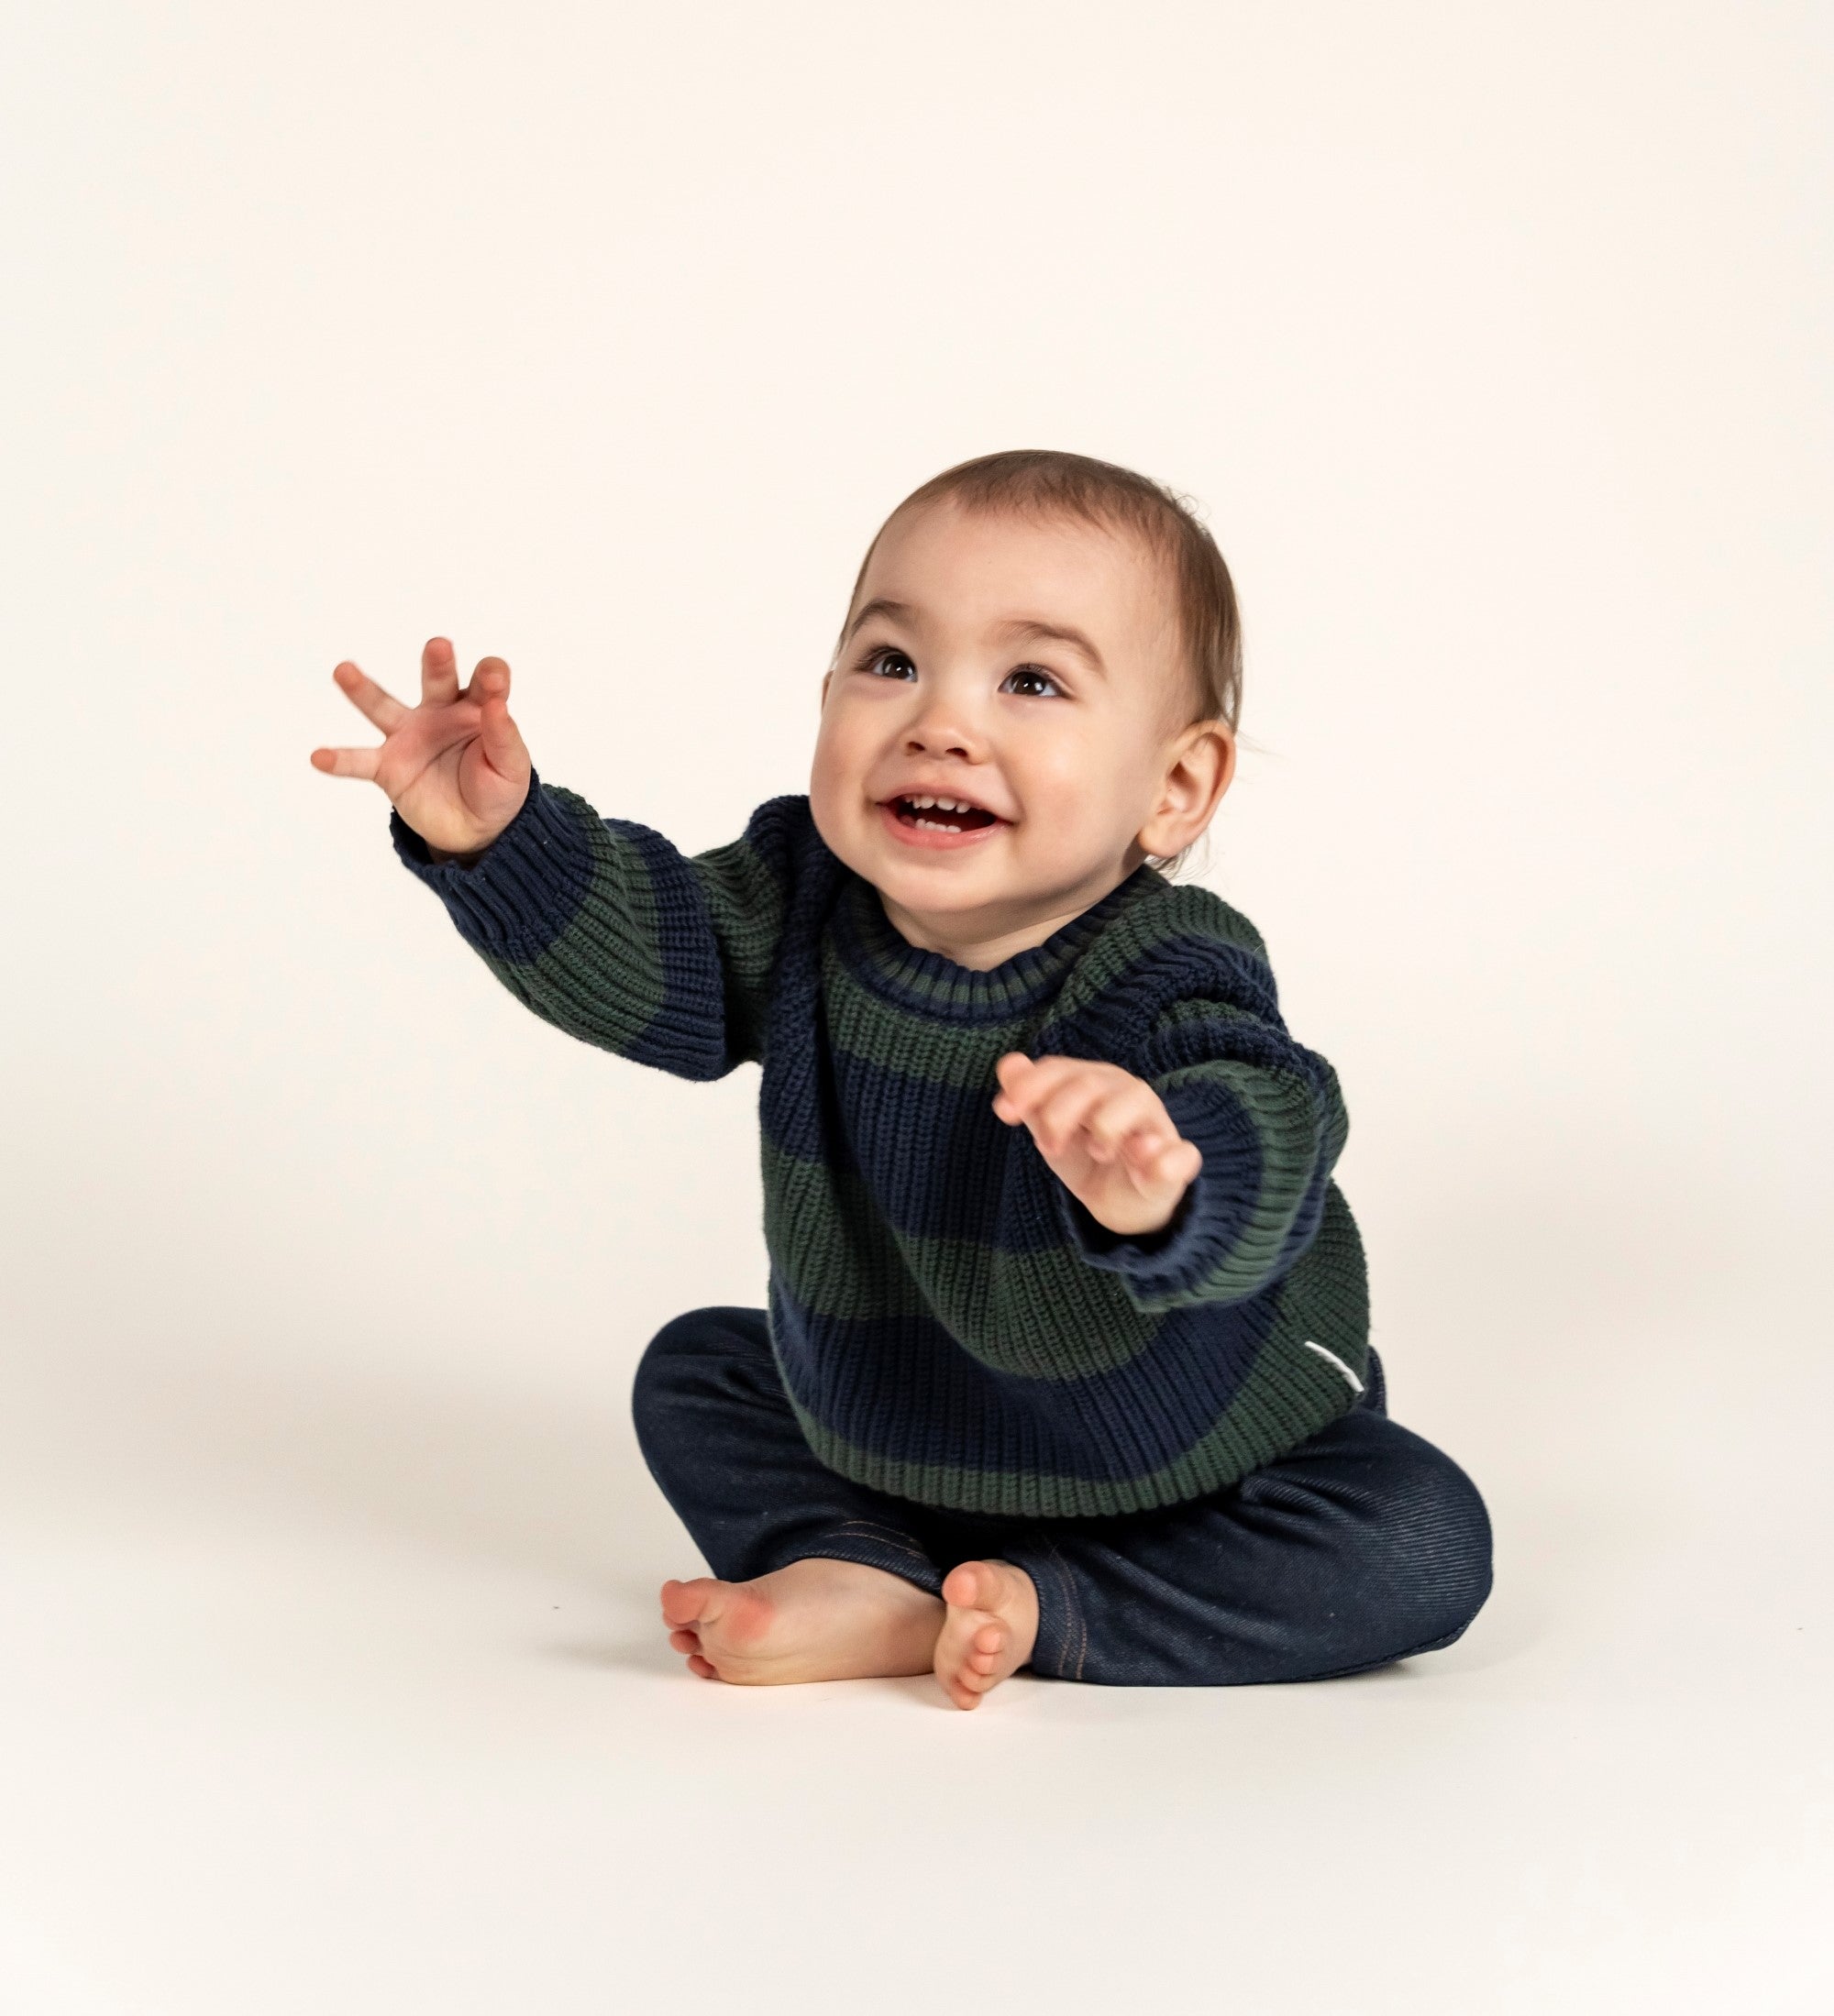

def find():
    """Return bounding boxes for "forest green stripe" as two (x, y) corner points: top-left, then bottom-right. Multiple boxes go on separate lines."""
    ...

(691, 831), (790, 1016)
(1049, 895), (1271, 1019)
(1151, 997), (1260, 1034)
(759, 1139), (933, 1320)
(823, 951), (1034, 1085)
(475, 812), (668, 1052)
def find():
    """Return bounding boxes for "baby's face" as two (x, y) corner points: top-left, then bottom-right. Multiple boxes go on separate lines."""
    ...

(810, 497), (1218, 954)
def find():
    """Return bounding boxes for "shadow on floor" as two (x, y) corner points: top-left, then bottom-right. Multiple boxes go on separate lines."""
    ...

(18, 1328), (681, 1591)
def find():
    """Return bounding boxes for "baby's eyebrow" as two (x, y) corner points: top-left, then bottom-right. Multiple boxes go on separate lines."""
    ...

(991, 617), (1108, 677)
(844, 597), (916, 644)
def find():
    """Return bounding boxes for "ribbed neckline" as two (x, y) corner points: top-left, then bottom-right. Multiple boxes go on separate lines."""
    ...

(834, 861), (1165, 1020)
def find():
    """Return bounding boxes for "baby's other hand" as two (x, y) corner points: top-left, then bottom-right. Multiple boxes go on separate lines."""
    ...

(991, 1052), (1202, 1239)
(310, 636), (533, 858)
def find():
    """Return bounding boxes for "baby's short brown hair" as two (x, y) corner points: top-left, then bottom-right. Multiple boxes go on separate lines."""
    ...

(839, 446), (1243, 736)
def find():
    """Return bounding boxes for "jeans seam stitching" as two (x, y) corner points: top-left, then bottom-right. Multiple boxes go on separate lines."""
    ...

(1041, 1539), (1086, 1680)
(830, 1522), (931, 1564)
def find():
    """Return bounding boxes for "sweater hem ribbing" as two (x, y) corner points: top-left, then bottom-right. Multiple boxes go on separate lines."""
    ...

(782, 1339), (1359, 1519)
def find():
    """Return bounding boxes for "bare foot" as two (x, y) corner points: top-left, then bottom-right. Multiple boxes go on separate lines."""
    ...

(658, 1557), (945, 1686)
(934, 1559), (1040, 1710)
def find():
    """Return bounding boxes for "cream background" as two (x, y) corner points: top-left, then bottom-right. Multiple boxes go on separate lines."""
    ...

(3, 3), (1829, 2010)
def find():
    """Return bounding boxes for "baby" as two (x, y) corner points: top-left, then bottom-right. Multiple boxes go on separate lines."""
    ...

(312, 449), (1493, 1708)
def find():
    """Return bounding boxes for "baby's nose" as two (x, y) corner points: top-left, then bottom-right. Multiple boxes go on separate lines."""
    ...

(904, 709), (983, 755)
(910, 733), (974, 757)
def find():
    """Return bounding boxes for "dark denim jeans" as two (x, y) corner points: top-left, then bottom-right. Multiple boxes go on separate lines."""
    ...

(632, 1305), (1493, 1686)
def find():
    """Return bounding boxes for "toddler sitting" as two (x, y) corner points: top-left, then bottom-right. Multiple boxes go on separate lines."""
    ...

(312, 449), (1492, 1708)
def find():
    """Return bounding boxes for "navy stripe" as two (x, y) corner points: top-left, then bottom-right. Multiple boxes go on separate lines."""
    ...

(830, 1051), (1065, 1246)
(768, 1272), (1278, 1482)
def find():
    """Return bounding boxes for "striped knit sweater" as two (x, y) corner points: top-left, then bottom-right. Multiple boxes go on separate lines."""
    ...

(390, 769), (1371, 1518)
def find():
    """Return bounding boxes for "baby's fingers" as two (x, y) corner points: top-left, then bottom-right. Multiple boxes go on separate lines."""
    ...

(1022, 1070), (1123, 1158)
(330, 659), (408, 733)
(1126, 1133), (1201, 1188)
(991, 1051), (1062, 1115)
(309, 743), (381, 780)
(421, 636), (462, 707)
(475, 686), (531, 778)
(1078, 1080), (1171, 1162)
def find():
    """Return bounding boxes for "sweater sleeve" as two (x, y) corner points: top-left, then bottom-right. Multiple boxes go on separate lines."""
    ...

(1048, 952), (1349, 1314)
(388, 766), (799, 1080)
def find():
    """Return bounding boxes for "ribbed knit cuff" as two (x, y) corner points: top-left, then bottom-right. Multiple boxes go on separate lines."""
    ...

(1048, 1074), (1261, 1305)
(389, 766), (596, 960)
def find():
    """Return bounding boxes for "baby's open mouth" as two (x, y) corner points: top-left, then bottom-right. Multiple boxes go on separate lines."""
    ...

(889, 796), (1000, 833)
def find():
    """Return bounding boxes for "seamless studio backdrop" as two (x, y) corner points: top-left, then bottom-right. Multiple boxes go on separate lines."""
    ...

(3, 5), (1829, 2013)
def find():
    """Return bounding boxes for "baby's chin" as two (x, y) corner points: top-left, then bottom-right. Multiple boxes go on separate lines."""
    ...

(868, 835), (1120, 925)
(865, 857), (1022, 918)
(881, 817), (1033, 888)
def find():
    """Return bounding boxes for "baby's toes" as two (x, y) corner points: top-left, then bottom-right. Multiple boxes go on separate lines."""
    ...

(668, 1627), (701, 1655)
(966, 1622), (1008, 1677)
(934, 1559), (1039, 1709)
(939, 1663), (982, 1710)
(933, 1615), (997, 1706)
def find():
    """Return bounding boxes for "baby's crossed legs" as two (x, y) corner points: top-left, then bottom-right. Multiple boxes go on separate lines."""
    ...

(633, 1307), (1492, 1707)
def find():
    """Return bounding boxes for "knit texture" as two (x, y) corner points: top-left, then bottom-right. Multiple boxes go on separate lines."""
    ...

(391, 770), (1371, 1517)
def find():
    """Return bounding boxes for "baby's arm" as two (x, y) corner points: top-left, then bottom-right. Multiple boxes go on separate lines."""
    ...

(312, 637), (795, 1080)
(1017, 953), (1348, 1315)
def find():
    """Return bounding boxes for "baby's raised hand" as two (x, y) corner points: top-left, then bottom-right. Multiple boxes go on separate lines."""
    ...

(310, 636), (533, 858)
(992, 1052), (1203, 1239)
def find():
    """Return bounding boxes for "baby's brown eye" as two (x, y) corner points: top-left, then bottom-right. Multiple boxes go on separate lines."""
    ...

(1004, 666), (1062, 699)
(867, 648), (916, 678)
